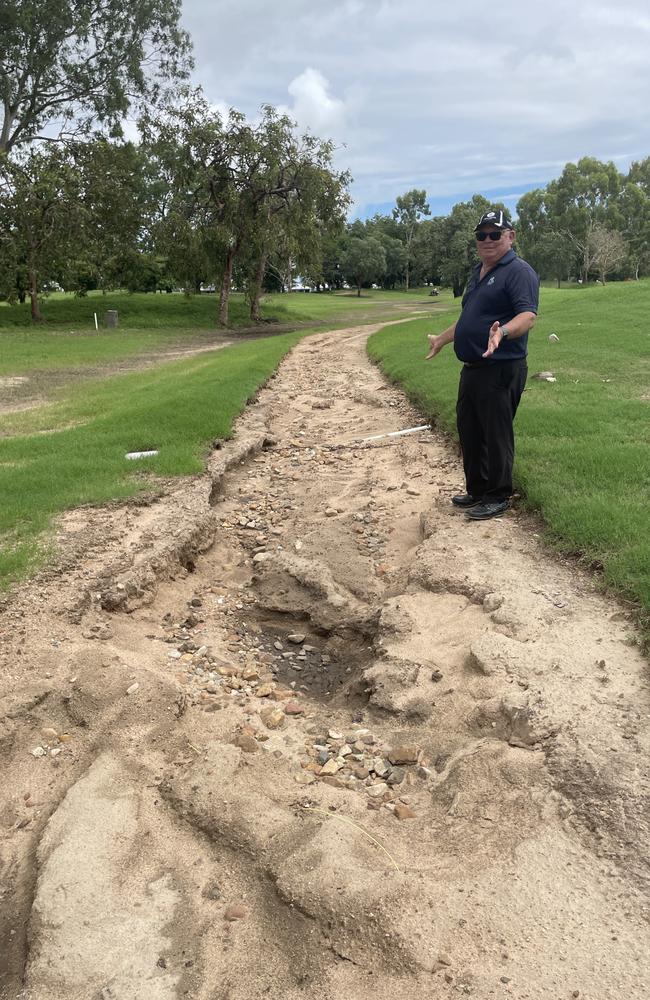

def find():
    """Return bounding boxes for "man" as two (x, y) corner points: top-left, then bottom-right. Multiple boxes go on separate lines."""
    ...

(426, 209), (539, 521)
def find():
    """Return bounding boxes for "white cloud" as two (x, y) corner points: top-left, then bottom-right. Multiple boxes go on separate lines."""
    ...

(180, 0), (650, 214)
(283, 68), (346, 134)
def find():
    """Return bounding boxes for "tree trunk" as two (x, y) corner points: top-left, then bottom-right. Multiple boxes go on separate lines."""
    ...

(250, 252), (267, 322)
(405, 261), (410, 291)
(357, 282), (361, 297)
(28, 267), (43, 322)
(219, 250), (236, 326)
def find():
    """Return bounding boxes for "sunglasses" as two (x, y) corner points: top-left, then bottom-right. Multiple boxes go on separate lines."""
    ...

(475, 230), (507, 242)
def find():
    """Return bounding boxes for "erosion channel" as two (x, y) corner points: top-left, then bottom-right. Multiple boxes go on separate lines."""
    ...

(1, 322), (649, 1000)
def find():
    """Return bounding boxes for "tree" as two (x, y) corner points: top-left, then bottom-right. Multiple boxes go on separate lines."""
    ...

(516, 190), (576, 286)
(340, 236), (386, 296)
(0, 147), (86, 319)
(620, 164), (650, 279)
(545, 158), (623, 282)
(376, 235), (407, 289)
(410, 217), (444, 287)
(438, 194), (495, 297)
(588, 225), (627, 284)
(392, 189), (430, 290)
(244, 128), (350, 320)
(65, 139), (155, 293)
(0, 0), (192, 154)
(147, 96), (350, 324)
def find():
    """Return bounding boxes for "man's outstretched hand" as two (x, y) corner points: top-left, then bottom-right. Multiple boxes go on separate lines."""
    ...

(482, 321), (504, 358)
(426, 335), (442, 360)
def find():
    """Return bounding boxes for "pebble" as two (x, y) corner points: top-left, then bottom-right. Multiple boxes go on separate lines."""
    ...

(224, 903), (248, 921)
(284, 701), (305, 715)
(256, 683), (275, 698)
(388, 746), (419, 765)
(202, 881), (222, 900)
(394, 803), (416, 820)
(320, 759), (342, 776)
(126, 683), (140, 695)
(287, 633), (306, 644)
(41, 728), (59, 742)
(294, 772), (316, 785)
(233, 734), (259, 754)
(367, 783), (389, 798)
(30, 747), (46, 758)
(260, 706), (285, 730)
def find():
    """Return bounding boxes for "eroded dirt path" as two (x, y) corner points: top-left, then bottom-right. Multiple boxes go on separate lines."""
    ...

(1, 323), (649, 1000)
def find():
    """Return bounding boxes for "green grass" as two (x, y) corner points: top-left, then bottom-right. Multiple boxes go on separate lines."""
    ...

(0, 330), (305, 585)
(367, 280), (650, 633)
(0, 290), (261, 329)
(0, 288), (444, 375)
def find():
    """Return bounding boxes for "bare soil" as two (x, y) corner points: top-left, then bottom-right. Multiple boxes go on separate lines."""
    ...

(0, 322), (648, 1000)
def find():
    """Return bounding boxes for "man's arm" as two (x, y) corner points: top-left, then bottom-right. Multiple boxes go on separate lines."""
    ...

(482, 311), (536, 358)
(426, 321), (457, 360)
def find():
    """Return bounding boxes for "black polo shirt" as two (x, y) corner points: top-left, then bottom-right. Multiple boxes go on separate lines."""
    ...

(454, 250), (539, 363)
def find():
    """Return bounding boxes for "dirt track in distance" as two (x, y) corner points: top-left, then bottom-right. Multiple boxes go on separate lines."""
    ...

(0, 321), (648, 1000)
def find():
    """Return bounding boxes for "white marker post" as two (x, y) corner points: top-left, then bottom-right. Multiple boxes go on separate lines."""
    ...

(94, 312), (98, 331)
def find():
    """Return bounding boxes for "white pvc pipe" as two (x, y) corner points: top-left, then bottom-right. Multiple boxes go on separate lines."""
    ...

(94, 312), (98, 330)
(360, 424), (431, 443)
(125, 450), (159, 460)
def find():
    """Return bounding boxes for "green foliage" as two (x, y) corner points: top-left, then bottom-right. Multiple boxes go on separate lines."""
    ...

(340, 236), (387, 295)
(392, 189), (431, 289)
(516, 157), (650, 284)
(0, 0), (192, 153)
(438, 194), (501, 297)
(368, 281), (650, 626)
(145, 96), (351, 323)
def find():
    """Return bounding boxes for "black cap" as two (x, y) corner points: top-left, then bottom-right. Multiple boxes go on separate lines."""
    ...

(474, 210), (513, 231)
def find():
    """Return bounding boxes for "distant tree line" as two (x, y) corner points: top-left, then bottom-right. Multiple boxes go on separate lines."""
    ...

(327, 157), (650, 298)
(1, 4), (648, 321)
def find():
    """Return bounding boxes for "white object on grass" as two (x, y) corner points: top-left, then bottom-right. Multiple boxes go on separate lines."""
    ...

(94, 312), (98, 330)
(548, 333), (559, 342)
(360, 424), (431, 443)
(125, 450), (159, 460)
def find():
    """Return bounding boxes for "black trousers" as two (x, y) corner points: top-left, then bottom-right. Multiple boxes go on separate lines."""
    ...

(456, 359), (527, 502)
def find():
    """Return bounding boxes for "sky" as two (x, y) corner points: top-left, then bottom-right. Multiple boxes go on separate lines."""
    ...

(179, 0), (650, 220)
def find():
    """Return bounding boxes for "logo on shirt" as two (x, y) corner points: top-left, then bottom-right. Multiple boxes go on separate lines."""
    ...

(487, 276), (495, 285)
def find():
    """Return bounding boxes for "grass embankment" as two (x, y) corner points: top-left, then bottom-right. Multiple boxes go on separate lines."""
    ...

(367, 281), (650, 632)
(0, 292), (285, 375)
(0, 330), (304, 585)
(0, 287), (441, 374)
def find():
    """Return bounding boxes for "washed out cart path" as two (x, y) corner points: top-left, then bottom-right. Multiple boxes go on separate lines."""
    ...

(1, 322), (648, 1000)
